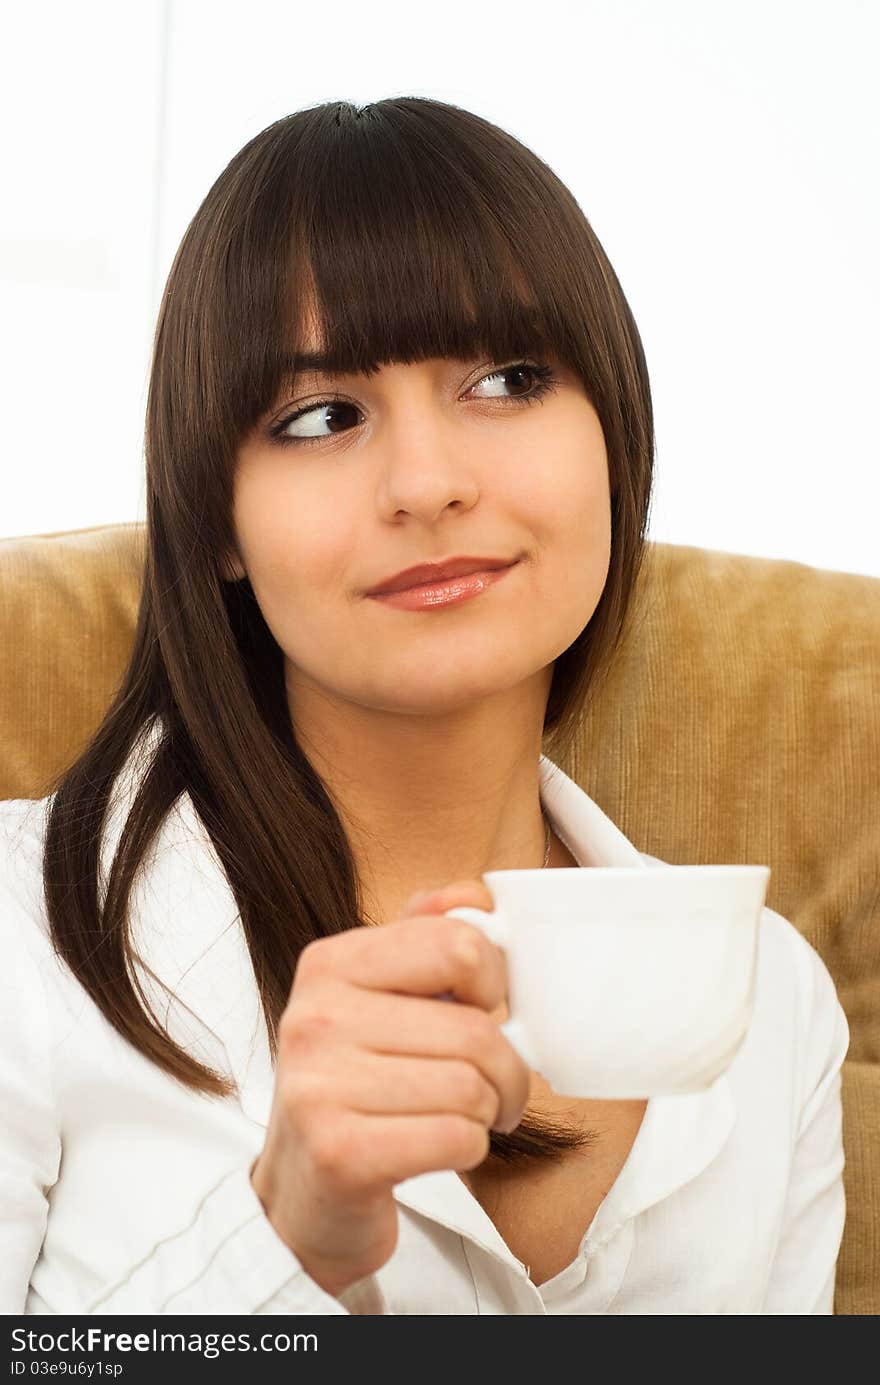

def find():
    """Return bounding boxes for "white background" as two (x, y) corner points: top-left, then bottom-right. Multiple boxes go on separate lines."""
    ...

(1, 0), (877, 576)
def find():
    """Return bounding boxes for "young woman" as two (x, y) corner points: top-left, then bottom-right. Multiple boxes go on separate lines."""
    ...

(0, 96), (848, 1315)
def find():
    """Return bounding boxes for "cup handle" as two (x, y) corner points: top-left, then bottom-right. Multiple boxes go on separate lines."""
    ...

(445, 903), (507, 949)
(444, 905), (539, 1071)
(496, 1015), (539, 1073)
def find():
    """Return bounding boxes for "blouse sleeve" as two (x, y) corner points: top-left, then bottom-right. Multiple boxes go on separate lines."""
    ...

(0, 878), (62, 1315)
(79, 1161), (388, 1315)
(760, 933), (850, 1314)
(0, 803), (386, 1317)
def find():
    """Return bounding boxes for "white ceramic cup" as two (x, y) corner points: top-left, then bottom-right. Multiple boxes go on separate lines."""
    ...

(445, 863), (770, 1098)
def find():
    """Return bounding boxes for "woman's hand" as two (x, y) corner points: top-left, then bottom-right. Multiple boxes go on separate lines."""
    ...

(249, 879), (530, 1299)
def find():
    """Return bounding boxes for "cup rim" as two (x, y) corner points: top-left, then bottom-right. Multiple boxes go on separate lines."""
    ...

(482, 863), (771, 880)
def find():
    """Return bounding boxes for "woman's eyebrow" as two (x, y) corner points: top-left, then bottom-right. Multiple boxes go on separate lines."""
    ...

(277, 349), (529, 389)
(283, 351), (336, 377)
(276, 353), (423, 386)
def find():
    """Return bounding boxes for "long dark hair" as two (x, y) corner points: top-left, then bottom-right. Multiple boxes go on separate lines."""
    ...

(42, 97), (654, 1166)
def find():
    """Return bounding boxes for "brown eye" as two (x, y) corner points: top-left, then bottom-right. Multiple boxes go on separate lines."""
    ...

(470, 361), (560, 408)
(271, 398), (360, 445)
(474, 364), (536, 397)
(268, 359), (560, 450)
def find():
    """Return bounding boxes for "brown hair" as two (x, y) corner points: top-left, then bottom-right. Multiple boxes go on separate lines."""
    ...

(42, 97), (654, 1167)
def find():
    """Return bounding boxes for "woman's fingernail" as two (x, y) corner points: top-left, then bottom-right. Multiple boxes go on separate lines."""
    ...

(407, 889), (434, 909)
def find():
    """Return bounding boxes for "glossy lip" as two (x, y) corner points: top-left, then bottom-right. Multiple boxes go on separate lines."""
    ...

(364, 554), (519, 596)
(367, 563), (518, 611)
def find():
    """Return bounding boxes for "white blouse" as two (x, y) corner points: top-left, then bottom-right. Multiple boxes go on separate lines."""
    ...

(0, 722), (849, 1314)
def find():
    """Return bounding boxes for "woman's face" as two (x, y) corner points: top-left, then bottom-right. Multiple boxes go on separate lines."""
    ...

(228, 344), (611, 721)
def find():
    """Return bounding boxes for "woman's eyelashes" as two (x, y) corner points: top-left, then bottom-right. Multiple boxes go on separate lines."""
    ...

(267, 360), (561, 448)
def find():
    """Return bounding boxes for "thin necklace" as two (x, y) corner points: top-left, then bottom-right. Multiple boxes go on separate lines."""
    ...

(541, 810), (552, 867)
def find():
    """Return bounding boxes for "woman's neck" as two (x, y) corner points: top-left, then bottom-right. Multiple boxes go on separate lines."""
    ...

(287, 661), (566, 925)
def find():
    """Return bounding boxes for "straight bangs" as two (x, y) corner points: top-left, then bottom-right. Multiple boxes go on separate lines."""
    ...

(196, 98), (622, 468)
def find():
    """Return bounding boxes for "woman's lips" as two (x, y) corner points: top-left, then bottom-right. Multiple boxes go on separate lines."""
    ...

(366, 560), (519, 611)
